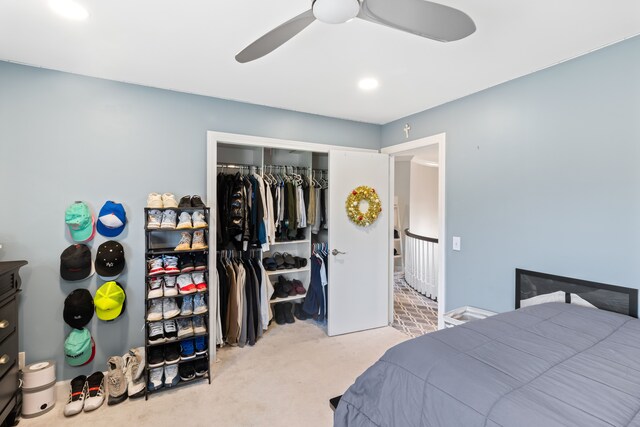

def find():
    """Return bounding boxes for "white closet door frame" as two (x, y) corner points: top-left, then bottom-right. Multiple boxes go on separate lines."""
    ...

(205, 131), (377, 355)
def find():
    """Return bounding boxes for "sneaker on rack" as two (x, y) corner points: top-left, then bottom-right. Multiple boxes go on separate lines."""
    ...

(164, 319), (178, 341)
(191, 230), (208, 250)
(123, 350), (145, 399)
(163, 255), (180, 274)
(148, 277), (164, 299)
(83, 372), (105, 412)
(63, 375), (87, 417)
(178, 253), (194, 273)
(147, 209), (162, 229)
(194, 336), (207, 355)
(176, 212), (192, 230)
(194, 358), (208, 377)
(164, 343), (180, 364)
(190, 195), (205, 208)
(162, 193), (178, 208)
(163, 276), (178, 296)
(193, 253), (207, 271)
(148, 321), (165, 344)
(164, 364), (179, 387)
(177, 273), (196, 295)
(162, 298), (180, 319)
(107, 356), (127, 406)
(192, 316), (207, 334)
(148, 347), (164, 368)
(192, 210), (208, 228)
(180, 339), (196, 360)
(178, 195), (192, 208)
(192, 272), (208, 292)
(180, 295), (194, 316)
(147, 256), (165, 276)
(147, 367), (164, 392)
(193, 293), (208, 314)
(175, 232), (192, 251)
(147, 300), (163, 321)
(177, 318), (194, 338)
(160, 209), (177, 229)
(179, 362), (196, 381)
(147, 193), (163, 208)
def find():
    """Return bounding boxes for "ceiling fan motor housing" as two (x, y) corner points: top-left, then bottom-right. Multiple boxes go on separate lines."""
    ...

(312, 0), (361, 24)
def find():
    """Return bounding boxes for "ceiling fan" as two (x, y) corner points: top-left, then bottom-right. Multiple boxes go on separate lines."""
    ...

(235, 0), (476, 63)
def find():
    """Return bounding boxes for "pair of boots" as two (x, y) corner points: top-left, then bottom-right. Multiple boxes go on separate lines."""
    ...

(274, 302), (295, 325)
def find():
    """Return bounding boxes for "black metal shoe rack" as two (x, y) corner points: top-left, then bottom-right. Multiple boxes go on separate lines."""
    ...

(143, 207), (212, 399)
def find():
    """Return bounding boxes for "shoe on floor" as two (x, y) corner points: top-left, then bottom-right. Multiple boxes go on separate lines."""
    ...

(177, 212), (192, 229)
(147, 209), (162, 229)
(179, 362), (196, 381)
(178, 195), (192, 208)
(163, 276), (178, 296)
(163, 298), (180, 319)
(193, 293), (208, 314)
(190, 195), (205, 208)
(164, 343), (181, 364)
(162, 193), (178, 208)
(193, 253), (207, 270)
(64, 375), (87, 417)
(294, 304), (310, 321)
(194, 358), (208, 377)
(178, 254), (194, 273)
(148, 321), (165, 344)
(175, 232), (192, 251)
(123, 349), (145, 399)
(147, 299), (163, 321)
(160, 209), (177, 229)
(192, 271), (207, 292)
(191, 230), (208, 250)
(164, 319), (178, 341)
(83, 372), (105, 412)
(163, 255), (180, 274)
(283, 302), (295, 324)
(180, 339), (196, 360)
(274, 304), (286, 325)
(148, 346), (164, 368)
(192, 210), (207, 228)
(177, 318), (194, 338)
(164, 364), (179, 387)
(147, 256), (165, 276)
(147, 193), (163, 208)
(148, 277), (164, 299)
(194, 336), (207, 355)
(147, 367), (164, 392)
(177, 273), (196, 295)
(192, 316), (206, 334)
(107, 356), (128, 406)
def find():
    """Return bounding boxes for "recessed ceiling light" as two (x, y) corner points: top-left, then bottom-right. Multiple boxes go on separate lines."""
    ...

(49, 0), (89, 21)
(358, 78), (379, 91)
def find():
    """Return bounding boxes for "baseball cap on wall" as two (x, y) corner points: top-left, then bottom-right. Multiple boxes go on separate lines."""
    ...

(96, 201), (127, 238)
(94, 281), (126, 321)
(65, 202), (95, 242)
(94, 241), (125, 280)
(60, 244), (94, 281)
(64, 328), (95, 366)
(63, 289), (94, 329)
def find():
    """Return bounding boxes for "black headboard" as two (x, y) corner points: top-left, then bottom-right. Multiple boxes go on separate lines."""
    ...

(516, 269), (638, 318)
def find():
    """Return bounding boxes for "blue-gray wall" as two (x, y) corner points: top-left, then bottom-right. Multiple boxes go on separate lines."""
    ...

(0, 60), (380, 380)
(383, 35), (640, 313)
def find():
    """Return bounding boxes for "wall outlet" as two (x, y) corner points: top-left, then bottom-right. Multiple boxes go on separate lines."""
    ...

(18, 352), (25, 370)
(452, 236), (461, 251)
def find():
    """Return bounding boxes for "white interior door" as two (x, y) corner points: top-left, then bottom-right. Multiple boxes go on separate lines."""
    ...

(328, 150), (390, 336)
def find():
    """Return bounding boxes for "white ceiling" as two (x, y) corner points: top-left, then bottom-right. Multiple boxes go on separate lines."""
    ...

(394, 144), (439, 164)
(1, 1), (639, 124)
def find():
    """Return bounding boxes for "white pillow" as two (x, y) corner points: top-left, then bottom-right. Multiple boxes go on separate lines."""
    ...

(570, 293), (597, 309)
(520, 291), (566, 307)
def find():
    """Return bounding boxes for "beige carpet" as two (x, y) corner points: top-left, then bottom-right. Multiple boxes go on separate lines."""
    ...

(21, 321), (407, 427)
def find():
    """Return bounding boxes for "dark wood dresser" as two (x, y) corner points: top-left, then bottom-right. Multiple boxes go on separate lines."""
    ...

(0, 261), (26, 427)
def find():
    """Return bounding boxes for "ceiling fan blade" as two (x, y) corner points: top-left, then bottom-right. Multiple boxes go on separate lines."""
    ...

(359, 0), (476, 42)
(235, 9), (316, 63)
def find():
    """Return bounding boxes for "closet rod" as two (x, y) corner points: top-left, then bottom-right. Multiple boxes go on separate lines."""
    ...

(217, 162), (262, 170)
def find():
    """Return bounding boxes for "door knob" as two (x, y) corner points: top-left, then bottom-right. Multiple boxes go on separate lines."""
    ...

(331, 249), (347, 256)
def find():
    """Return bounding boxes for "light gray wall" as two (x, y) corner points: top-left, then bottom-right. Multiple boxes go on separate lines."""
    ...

(383, 35), (640, 313)
(409, 163), (438, 238)
(394, 160), (411, 233)
(0, 60), (381, 380)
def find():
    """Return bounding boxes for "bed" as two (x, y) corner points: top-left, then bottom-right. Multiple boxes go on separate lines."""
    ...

(334, 269), (639, 427)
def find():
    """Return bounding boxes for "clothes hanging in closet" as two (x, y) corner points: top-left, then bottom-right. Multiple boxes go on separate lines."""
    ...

(302, 245), (329, 321)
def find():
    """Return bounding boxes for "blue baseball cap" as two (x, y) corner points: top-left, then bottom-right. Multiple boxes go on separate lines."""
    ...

(96, 201), (127, 237)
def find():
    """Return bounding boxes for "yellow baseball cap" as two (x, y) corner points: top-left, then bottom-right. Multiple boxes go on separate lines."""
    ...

(94, 281), (126, 321)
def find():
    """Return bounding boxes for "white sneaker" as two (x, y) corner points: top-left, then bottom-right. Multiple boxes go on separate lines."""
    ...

(148, 321), (165, 344)
(83, 372), (105, 412)
(193, 293), (208, 315)
(192, 230), (208, 250)
(175, 232), (192, 251)
(148, 367), (163, 391)
(64, 375), (87, 417)
(192, 210), (208, 228)
(163, 298), (180, 319)
(180, 295), (194, 316)
(193, 272), (207, 292)
(160, 210), (177, 229)
(163, 255), (180, 274)
(164, 365), (179, 387)
(163, 276), (178, 296)
(162, 193), (178, 208)
(147, 300), (163, 321)
(164, 319), (178, 341)
(147, 193), (163, 208)
(177, 318), (194, 338)
(148, 278), (164, 299)
(177, 274), (196, 295)
(193, 315), (207, 334)
(177, 212), (192, 230)
(147, 209), (162, 229)
(148, 257), (165, 276)
(123, 349), (145, 398)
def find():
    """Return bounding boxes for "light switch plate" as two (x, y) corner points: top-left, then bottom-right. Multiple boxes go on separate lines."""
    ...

(453, 236), (461, 251)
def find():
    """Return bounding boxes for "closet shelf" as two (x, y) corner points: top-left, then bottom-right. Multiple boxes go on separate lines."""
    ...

(146, 247), (209, 256)
(266, 266), (310, 276)
(269, 240), (311, 246)
(269, 294), (306, 304)
(146, 372), (210, 395)
(146, 332), (209, 348)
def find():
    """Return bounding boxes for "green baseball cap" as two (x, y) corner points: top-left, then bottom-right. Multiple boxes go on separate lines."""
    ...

(64, 328), (95, 366)
(94, 281), (126, 321)
(65, 202), (95, 242)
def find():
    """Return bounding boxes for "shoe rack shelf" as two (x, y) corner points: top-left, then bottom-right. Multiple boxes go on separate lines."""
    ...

(265, 266), (310, 276)
(270, 240), (311, 246)
(144, 207), (212, 400)
(269, 294), (306, 304)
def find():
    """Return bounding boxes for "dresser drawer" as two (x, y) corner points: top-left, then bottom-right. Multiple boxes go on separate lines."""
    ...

(0, 297), (17, 345)
(0, 358), (18, 422)
(0, 332), (17, 381)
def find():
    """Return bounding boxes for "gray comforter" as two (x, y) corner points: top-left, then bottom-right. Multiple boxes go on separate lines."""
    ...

(335, 302), (640, 427)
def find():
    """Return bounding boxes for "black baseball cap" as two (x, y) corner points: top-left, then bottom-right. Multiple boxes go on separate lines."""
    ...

(60, 244), (94, 281)
(63, 289), (94, 329)
(95, 241), (126, 280)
